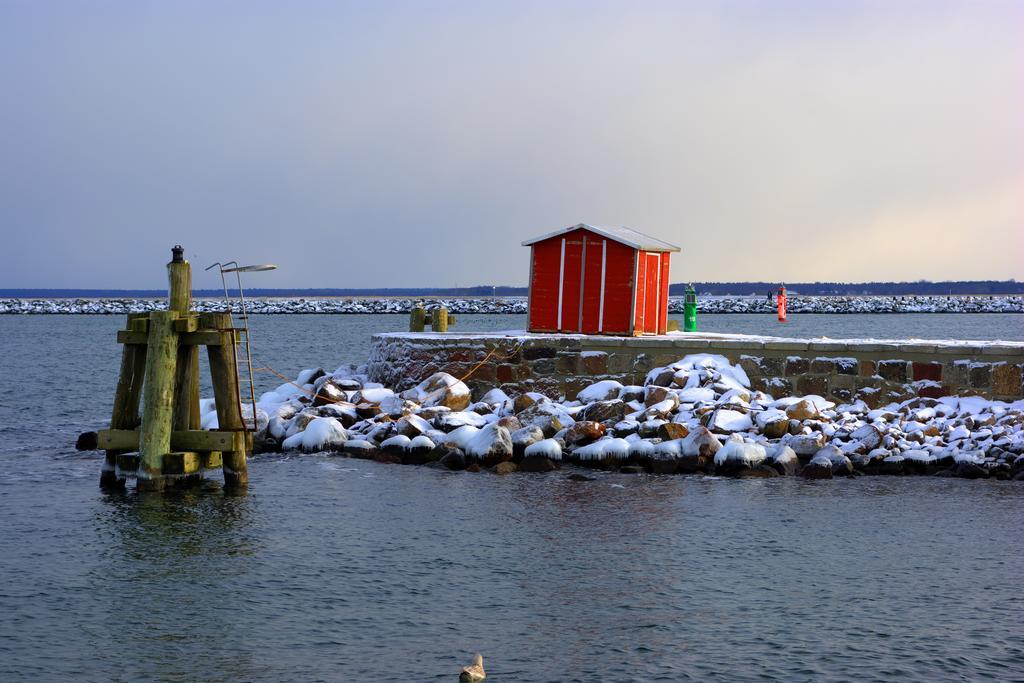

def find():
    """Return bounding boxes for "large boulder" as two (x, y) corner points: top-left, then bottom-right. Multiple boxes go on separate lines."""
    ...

(800, 452), (834, 479)
(681, 426), (722, 459)
(395, 414), (432, 438)
(283, 416), (348, 452)
(564, 421), (606, 446)
(400, 372), (471, 411)
(814, 445), (853, 476)
(464, 423), (513, 467)
(510, 425), (545, 457)
(708, 409), (753, 434)
(577, 380), (624, 403)
(769, 445), (799, 476)
(786, 399), (820, 421)
(581, 399), (627, 424)
(713, 435), (768, 476)
(434, 411), (488, 432)
(755, 409), (789, 439)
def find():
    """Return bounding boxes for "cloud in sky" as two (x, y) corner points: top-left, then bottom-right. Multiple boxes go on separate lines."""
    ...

(1, 0), (1021, 288)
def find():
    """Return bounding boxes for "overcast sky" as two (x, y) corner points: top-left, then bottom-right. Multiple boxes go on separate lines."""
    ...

(1, 0), (1021, 289)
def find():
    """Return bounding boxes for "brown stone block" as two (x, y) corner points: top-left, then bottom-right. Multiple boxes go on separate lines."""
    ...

(562, 378), (591, 401)
(830, 386), (854, 402)
(810, 358), (836, 374)
(911, 362), (943, 382)
(969, 363), (991, 388)
(523, 346), (557, 361)
(752, 377), (792, 396)
(496, 364), (519, 383)
(797, 375), (828, 396)
(835, 358), (858, 375)
(739, 356), (764, 378)
(581, 352), (609, 375)
(449, 348), (476, 363)
(471, 364), (496, 383)
(991, 362), (1021, 396)
(917, 384), (951, 399)
(877, 360), (908, 382)
(532, 358), (556, 375)
(555, 353), (579, 374)
(785, 357), (810, 376)
(858, 360), (876, 377)
(523, 378), (562, 399)
(607, 353), (633, 374)
(653, 353), (679, 367)
(440, 362), (468, 378)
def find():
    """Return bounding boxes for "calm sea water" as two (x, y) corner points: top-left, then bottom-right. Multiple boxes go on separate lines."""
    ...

(1, 314), (1023, 682)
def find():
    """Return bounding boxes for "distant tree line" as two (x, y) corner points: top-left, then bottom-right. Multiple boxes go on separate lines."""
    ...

(2, 280), (1021, 298)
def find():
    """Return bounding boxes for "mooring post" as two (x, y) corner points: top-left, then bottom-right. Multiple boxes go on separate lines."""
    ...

(100, 312), (148, 490)
(410, 304), (426, 332)
(431, 305), (449, 332)
(168, 246), (200, 432)
(200, 311), (249, 490)
(136, 310), (180, 492)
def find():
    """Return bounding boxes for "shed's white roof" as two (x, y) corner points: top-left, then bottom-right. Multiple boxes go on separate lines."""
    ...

(521, 223), (680, 252)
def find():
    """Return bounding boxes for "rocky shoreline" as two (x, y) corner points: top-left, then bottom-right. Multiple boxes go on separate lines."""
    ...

(7, 295), (1024, 315)
(225, 354), (1024, 482)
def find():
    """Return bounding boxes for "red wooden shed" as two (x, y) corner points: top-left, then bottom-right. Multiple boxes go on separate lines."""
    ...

(523, 223), (680, 336)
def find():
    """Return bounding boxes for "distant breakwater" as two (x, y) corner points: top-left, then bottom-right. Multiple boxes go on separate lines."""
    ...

(2, 295), (1023, 315)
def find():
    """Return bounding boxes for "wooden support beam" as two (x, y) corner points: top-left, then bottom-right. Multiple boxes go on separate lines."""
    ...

(101, 313), (148, 490)
(173, 316), (199, 333)
(98, 428), (251, 452)
(200, 311), (249, 490)
(137, 310), (179, 492)
(117, 329), (236, 346)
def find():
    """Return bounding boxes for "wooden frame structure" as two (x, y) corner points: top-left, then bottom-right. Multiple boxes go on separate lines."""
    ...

(98, 246), (251, 492)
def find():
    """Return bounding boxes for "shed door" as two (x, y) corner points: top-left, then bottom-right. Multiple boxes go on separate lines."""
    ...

(643, 253), (661, 334)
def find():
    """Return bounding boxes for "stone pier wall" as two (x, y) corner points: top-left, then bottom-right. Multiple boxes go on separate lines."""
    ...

(367, 332), (1024, 406)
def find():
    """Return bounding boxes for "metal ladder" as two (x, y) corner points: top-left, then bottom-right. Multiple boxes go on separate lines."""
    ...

(205, 261), (277, 430)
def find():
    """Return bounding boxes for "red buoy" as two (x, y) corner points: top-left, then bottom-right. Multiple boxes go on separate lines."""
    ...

(777, 285), (787, 322)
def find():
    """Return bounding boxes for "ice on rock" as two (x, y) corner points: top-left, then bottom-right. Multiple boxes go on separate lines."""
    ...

(524, 438), (562, 461)
(444, 425), (480, 449)
(296, 417), (348, 452)
(902, 449), (934, 463)
(654, 439), (686, 459)
(677, 387), (716, 404)
(360, 387), (395, 404)
(947, 425), (971, 441)
(464, 423), (513, 459)
(577, 380), (624, 403)
(408, 435), (435, 451)
(714, 437), (767, 468)
(435, 411), (488, 431)
(296, 368), (324, 385)
(574, 437), (630, 462)
(710, 409), (753, 433)
(381, 434), (411, 451)
(628, 439), (657, 458)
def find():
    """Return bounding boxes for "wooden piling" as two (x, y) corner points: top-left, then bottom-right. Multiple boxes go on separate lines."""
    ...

(168, 255), (200, 431)
(137, 310), (180, 492)
(100, 312), (148, 489)
(410, 305), (426, 332)
(431, 306), (449, 332)
(200, 311), (249, 490)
